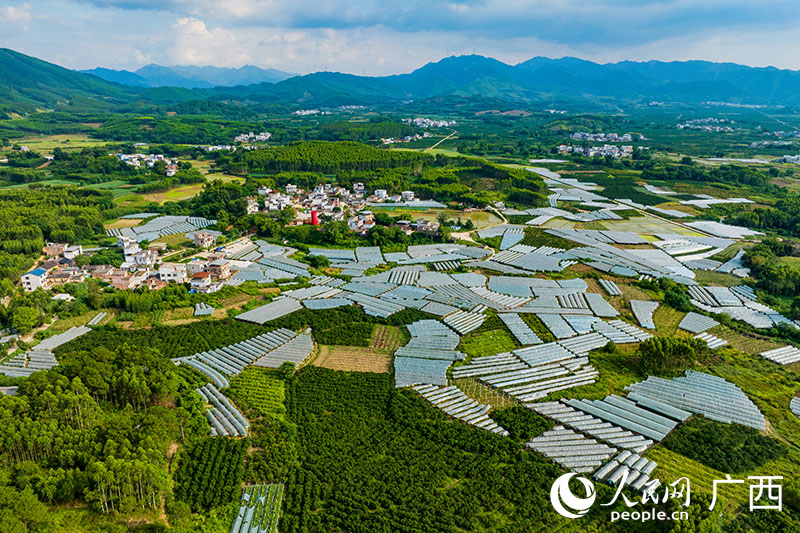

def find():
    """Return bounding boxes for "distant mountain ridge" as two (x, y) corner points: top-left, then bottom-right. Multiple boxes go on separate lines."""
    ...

(81, 64), (295, 89)
(200, 54), (800, 107)
(5, 47), (800, 113)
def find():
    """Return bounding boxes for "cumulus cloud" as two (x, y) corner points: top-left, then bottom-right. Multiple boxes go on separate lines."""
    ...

(169, 17), (252, 65)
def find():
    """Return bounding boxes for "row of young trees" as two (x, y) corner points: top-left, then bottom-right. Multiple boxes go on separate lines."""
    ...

(173, 437), (248, 512)
(279, 366), (577, 532)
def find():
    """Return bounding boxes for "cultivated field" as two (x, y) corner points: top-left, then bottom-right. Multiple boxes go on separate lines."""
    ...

(141, 183), (205, 203)
(16, 134), (107, 153)
(458, 328), (519, 358)
(370, 325), (406, 351)
(367, 207), (501, 229)
(103, 218), (143, 229)
(710, 325), (783, 355)
(653, 305), (686, 337)
(313, 345), (393, 373)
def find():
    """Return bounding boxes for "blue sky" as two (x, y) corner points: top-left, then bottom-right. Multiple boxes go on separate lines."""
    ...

(2, 1), (800, 75)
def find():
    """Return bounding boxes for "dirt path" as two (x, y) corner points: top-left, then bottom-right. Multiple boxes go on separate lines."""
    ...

(452, 207), (507, 248)
(425, 130), (457, 151)
(8, 315), (58, 354)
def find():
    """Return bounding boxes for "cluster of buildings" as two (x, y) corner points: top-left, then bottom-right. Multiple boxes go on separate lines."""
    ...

(569, 132), (633, 142)
(345, 211), (440, 236)
(21, 229), (224, 293)
(762, 130), (800, 139)
(234, 131), (271, 143)
(676, 118), (735, 132)
(749, 140), (795, 148)
(203, 145), (235, 152)
(777, 155), (800, 164)
(557, 144), (636, 159)
(251, 183), (370, 222)
(293, 109), (330, 116)
(402, 117), (456, 128)
(382, 133), (432, 144)
(116, 153), (178, 176)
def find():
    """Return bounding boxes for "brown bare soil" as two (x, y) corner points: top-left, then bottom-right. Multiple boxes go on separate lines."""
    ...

(313, 345), (392, 373)
(105, 218), (143, 229)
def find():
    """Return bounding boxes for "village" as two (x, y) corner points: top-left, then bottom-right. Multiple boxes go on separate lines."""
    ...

(19, 181), (446, 295)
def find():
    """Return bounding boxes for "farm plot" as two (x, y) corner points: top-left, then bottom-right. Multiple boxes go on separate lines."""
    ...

(458, 329), (519, 358)
(370, 325), (407, 351)
(652, 306), (686, 337)
(227, 367), (287, 420)
(710, 326), (782, 355)
(314, 345), (392, 373)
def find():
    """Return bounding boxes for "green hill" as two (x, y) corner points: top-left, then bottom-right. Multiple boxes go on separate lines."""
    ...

(0, 48), (138, 114)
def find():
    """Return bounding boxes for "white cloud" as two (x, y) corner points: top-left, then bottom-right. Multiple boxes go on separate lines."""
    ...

(160, 18), (578, 74)
(169, 17), (251, 65)
(1, 3), (33, 28)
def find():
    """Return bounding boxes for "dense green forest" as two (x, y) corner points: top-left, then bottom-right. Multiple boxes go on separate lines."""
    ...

(0, 187), (109, 280)
(219, 141), (426, 174)
(55, 318), (278, 359)
(0, 343), (209, 517)
(93, 116), (269, 145)
(662, 417), (786, 473)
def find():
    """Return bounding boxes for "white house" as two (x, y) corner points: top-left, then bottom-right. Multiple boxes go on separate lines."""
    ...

(159, 263), (187, 283)
(401, 191), (415, 202)
(186, 259), (208, 276)
(21, 268), (48, 292)
(63, 245), (83, 260)
(246, 197), (260, 215)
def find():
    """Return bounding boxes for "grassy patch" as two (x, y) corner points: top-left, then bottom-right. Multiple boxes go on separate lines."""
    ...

(546, 344), (642, 402)
(519, 314), (556, 343)
(451, 377), (515, 409)
(653, 305), (687, 337)
(694, 270), (743, 287)
(15, 134), (107, 154)
(152, 232), (191, 246)
(459, 328), (519, 358)
(141, 183), (205, 203)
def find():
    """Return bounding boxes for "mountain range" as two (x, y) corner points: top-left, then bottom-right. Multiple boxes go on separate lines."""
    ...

(4, 47), (800, 113)
(80, 64), (295, 89)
